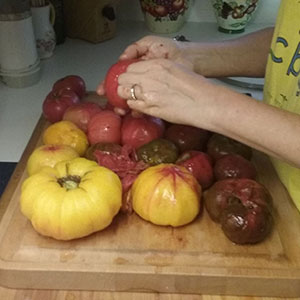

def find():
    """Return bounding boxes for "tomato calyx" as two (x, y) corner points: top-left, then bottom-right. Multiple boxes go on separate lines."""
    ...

(57, 175), (81, 190)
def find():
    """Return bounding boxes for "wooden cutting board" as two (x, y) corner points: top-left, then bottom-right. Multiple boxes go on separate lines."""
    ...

(1, 100), (300, 297)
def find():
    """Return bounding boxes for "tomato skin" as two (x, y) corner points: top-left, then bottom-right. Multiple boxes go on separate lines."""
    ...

(165, 124), (211, 153)
(85, 142), (122, 161)
(137, 138), (179, 166)
(214, 154), (257, 181)
(26, 144), (79, 176)
(206, 133), (252, 162)
(177, 151), (214, 189)
(42, 89), (80, 123)
(63, 101), (103, 133)
(104, 59), (139, 110)
(42, 120), (89, 156)
(52, 75), (86, 99)
(20, 157), (122, 240)
(87, 110), (122, 145)
(204, 178), (273, 244)
(121, 113), (165, 149)
(132, 163), (201, 227)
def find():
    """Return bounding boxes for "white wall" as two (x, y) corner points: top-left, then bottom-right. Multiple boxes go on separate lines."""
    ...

(117, 0), (281, 26)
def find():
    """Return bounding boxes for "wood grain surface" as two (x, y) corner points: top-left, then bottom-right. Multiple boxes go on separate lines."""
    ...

(0, 287), (299, 300)
(0, 95), (300, 299)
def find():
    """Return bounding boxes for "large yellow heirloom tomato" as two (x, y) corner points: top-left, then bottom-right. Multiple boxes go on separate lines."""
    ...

(42, 120), (89, 156)
(20, 157), (122, 240)
(132, 164), (201, 227)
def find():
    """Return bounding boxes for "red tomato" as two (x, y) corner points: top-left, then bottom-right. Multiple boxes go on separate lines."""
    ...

(52, 75), (86, 99)
(121, 113), (165, 149)
(165, 124), (211, 153)
(213, 154), (257, 181)
(62, 101), (103, 133)
(87, 110), (122, 145)
(177, 150), (214, 189)
(104, 59), (139, 110)
(42, 89), (80, 123)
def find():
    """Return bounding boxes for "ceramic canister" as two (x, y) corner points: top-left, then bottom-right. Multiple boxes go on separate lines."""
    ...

(0, 11), (41, 87)
(210, 0), (260, 33)
(139, 0), (192, 34)
(31, 4), (56, 59)
(0, 12), (38, 71)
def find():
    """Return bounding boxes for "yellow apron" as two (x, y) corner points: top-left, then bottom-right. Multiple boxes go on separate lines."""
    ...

(263, 0), (300, 210)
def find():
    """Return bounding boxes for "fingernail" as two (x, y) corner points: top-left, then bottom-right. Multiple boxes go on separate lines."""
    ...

(119, 54), (127, 60)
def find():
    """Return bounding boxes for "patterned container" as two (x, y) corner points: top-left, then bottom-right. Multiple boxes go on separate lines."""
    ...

(139, 0), (192, 34)
(31, 4), (56, 59)
(210, 0), (260, 33)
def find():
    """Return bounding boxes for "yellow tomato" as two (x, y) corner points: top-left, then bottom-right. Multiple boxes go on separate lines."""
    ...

(20, 157), (122, 240)
(132, 164), (201, 227)
(42, 120), (89, 156)
(26, 144), (79, 176)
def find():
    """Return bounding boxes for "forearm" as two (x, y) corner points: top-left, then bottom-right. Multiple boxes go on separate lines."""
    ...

(181, 27), (274, 78)
(197, 86), (300, 167)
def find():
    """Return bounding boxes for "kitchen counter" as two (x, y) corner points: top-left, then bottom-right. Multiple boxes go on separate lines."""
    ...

(0, 20), (266, 163)
(0, 21), (282, 300)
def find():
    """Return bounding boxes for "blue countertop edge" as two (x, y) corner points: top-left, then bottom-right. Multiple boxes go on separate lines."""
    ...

(0, 162), (17, 197)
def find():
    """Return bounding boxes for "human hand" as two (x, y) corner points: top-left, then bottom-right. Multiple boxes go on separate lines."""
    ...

(119, 35), (188, 62)
(117, 58), (218, 129)
(96, 35), (191, 97)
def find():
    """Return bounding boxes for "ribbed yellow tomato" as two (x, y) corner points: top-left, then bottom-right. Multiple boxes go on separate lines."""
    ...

(20, 157), (122, 240)
(132, 164), (201, 227)
(26, 144), (79, 176)
(42, 120), (89, 156)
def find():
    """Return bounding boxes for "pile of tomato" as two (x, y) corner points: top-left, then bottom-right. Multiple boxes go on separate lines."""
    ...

(38, 61), (273, 245)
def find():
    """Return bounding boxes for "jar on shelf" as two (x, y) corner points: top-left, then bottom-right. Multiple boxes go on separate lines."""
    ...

(31, 2), (56, 59)
(139, 0), (192, 34)
(210, 0), (260, 34)
(0, 0), (41, 87)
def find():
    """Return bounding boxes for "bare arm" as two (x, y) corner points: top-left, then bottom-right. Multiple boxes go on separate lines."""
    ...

(199, 85), (300, 168)
(97, 28), (273, 97)
(180, 27), (274, 78)
(118, 59), (300, 168)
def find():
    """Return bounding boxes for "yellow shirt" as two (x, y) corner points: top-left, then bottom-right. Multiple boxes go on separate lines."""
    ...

(263, 0), (300, 210)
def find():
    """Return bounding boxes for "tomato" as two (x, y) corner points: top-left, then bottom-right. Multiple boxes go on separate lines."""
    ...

(165, 124), (211, 153)
(42, 120), (89, 156)
(52, 75), (86, 99)
(132, 164), (201, 227)
(87, 110), (122, 145)
(204, 178), (273, 244)
(42, 89), (80, 123)
(26, 144), (79, 176)
(214, 154), (257, 180)
(206, 133), (252, 162)
(104, 59), (139, 110)
(62, 101), (103, 133)
(20, 157), (122, 240)
(177, 150), (214, 189)
(137, 138), (179, 166)
(121, 113), (165, 149)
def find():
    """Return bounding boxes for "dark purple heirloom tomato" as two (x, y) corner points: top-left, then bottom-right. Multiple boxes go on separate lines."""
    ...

(204, 178), (273, 244)
(206, 133), (252, 162)
(214, 154), (257, 180)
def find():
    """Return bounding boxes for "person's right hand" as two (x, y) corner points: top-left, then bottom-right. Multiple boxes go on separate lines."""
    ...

(117, 58), (219, 128)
